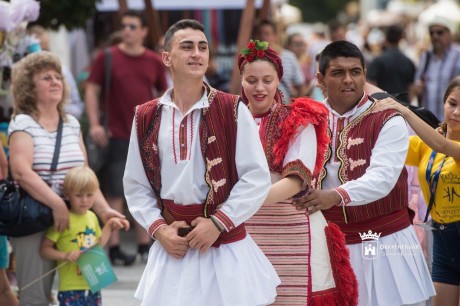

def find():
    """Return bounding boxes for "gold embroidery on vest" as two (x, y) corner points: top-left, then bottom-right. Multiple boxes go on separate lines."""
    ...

(347, 137), (364, 149)
(207, 157), (222, 170)
(212, 178), (227, 192)
(349, 158), (366, 171)
(208, 136), (216, 144)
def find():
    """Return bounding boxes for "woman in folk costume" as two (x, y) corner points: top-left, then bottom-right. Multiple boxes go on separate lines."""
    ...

(238, 40), (358, 306)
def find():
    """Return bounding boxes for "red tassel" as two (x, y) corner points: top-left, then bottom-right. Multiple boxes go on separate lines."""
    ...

(311, 222), (359, 306)
(273, 97), (330, 176)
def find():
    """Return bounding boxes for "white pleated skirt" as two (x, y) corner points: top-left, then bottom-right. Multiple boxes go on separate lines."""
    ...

(135, 235), (280, 306)
(348, 226), (435, 306)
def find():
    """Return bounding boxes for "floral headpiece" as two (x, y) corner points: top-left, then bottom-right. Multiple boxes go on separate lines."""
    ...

(240, 39), (269, 62)
(238, 39), (285, 105)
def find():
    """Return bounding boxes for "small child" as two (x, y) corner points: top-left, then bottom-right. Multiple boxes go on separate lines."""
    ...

(40, 166), (128, 306)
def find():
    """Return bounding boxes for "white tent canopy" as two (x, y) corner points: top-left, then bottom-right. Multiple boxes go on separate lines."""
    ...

(97, 0), (265, 11)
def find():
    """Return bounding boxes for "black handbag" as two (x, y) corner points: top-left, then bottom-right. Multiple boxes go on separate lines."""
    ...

(0, 117), (63, 237)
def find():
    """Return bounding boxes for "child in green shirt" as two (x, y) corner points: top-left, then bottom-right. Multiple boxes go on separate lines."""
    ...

(40, 166), (128, 305)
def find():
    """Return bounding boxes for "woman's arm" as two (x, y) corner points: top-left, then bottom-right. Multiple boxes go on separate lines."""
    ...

(378, 97), (460, 159)
(0, 147), (7, 179)
(9, 131), (69, 232)
(264, 124), (316, 205)
(263, 176), (303, 204)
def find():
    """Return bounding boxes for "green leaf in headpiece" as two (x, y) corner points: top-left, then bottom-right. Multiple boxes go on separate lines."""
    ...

(255, 40), (269, 50)
(240, 48), (252, 55)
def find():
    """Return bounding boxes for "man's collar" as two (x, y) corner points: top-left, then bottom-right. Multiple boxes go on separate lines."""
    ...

(159, 87), (210, 114)
(326, 93), (368, 117)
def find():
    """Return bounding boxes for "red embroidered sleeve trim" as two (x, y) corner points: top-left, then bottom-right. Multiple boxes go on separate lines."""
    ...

(214, 210), (235, 232)
(148, 219), (167, 237)
(281, 159), (312, 189)
(334, 187), (351, 206)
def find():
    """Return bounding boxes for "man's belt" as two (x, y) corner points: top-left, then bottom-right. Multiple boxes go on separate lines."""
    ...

(162, 199), (246, 247)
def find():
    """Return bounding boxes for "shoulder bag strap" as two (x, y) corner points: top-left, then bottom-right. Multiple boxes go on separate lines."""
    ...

(420, 51), (431, 81)
(102, 47), (111, 130)
(50, 117), (63, 172)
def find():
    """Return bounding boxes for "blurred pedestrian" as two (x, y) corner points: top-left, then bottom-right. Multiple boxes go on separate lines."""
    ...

(256, 19), (305, 102)
(85, 10), (168, 265)
(8, 51), (125, 306)
(367, 25), (416, 103)
(414, 15), (460, 120)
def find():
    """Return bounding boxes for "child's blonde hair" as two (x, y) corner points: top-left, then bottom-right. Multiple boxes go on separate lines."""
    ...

(63, 166), (99, 195)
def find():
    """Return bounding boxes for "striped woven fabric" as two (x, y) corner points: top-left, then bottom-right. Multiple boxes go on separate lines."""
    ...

(246, 201), (311, 305)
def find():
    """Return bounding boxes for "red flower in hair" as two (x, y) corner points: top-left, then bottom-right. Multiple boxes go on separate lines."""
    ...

(240, 39), (269, 62)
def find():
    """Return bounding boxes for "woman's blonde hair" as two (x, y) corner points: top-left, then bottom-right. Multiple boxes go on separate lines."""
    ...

(11, 51), (69, 121)
(63, 166), (99, 195)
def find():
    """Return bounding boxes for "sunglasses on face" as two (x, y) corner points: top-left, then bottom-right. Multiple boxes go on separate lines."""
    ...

(429, 29), (447, 37)
(121, 23), (139, 30)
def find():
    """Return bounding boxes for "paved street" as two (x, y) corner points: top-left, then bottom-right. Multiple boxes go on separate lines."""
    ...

(100, 229), (144, 306)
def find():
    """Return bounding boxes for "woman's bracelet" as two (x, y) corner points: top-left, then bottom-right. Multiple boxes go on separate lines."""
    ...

(210, 215), (225, 233)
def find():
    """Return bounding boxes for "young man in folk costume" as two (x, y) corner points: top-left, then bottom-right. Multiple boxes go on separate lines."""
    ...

(238, 39), (358, 306)
(297, 40), (435, 306)
(123, 19), (280, 306)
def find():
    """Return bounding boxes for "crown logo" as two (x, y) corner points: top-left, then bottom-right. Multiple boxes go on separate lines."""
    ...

(359, 230), (381, 241)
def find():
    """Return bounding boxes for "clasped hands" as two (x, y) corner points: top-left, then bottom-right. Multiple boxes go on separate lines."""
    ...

(155, 217), (221, 259)
(292, 189), (342, 214)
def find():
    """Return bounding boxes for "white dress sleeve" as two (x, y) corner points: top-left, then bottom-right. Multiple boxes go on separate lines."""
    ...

(282, 124), (317, 184)
(123, 118), (164, 236)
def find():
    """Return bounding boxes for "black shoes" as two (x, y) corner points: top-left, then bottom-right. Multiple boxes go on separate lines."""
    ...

(109, 246), (136, 266)
(137, 243), (151, 264)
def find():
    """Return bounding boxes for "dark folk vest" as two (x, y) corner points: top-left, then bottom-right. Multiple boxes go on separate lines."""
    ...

(135, 86), (245, 246)
(317, 103), (412, 244)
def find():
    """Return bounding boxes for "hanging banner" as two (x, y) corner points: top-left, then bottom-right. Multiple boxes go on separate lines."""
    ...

(97, 0), (264, 11)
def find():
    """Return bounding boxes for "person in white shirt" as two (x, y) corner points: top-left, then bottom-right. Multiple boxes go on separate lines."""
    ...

(296, 40), (435, 306)
(123, 19), (279, 306)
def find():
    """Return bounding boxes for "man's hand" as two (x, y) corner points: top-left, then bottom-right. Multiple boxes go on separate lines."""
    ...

(154, 221), (190, 259)
(89, 125), (109, 147)
(293, 189), (342, 214)
(187, 217), (221, 253)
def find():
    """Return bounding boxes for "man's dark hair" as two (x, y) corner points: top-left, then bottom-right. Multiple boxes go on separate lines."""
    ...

(121, 10), (148, 27)
(163, 19), (205, 51)
(318, 40), (365, 75)
(385, 25), (403, 45)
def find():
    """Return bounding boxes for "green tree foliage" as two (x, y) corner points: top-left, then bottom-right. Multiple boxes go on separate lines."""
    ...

(290, 0), (350, 23)
(35, 0), (100, 30)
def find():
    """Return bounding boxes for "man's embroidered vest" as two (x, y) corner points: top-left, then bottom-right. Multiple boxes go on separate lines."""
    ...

(317, 104), (412, 244)
(135, 87), (239, 218)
